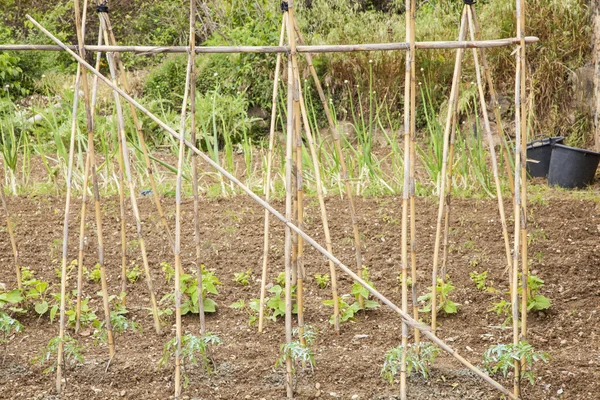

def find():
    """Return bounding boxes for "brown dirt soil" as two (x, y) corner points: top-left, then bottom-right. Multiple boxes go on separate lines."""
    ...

(0, 194), (599, 400)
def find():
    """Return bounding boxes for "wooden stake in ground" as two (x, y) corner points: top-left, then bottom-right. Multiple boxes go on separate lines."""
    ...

(173, 2), (196, 395)
(517, 0), (529, 385)
(292, 18), (365, 307)
(430, 6), (469, 335)
(258, 12), (287, 333)
(99, 14), (161, 334)
(0, 180), (20, 289)
(75, 23), (103, 332)
(400, 0), (413, 396)
(186, 0), (205, 336)
(288, 3), (340, 333)
(283, 50), (295, 400)
(35, 21), (520, 398)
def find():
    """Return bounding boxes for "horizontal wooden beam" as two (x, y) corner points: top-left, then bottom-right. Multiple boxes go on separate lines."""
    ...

(0, 36), (539, 54)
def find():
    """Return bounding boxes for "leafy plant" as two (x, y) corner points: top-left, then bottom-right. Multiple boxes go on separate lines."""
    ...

(488, 298), (512, 327)
(161, 262), (175, 283)
(0, 312), (23, 364)
(87, 263), (102, 284)
(159, 333), (221, 387)
(160, 266), (221, 315)
(230, 298), (261, 326)
(126, 265), (142, 284)
(233, 269), (252, 286)
(314, 273), (330, 289)
(483, 341), (549, 386)
(275, 326), (318, 374)
(522, 275), (551, 312)
(265, 285), (298, 321)
(351, 266), (380, 310)
(469, 270), (488, 291)
(33, 335), (84, 374)
(381, 342), (441, 384)
(418, 278), (460, 315)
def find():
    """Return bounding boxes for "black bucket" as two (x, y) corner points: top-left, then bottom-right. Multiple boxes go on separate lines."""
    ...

(526, 137), (564, 178)
(548, 144), (600, 189)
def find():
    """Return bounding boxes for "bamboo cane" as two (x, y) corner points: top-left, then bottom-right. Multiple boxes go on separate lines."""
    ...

(467, 5), (515, 315)
(0, 37), (540, 54)
(258, 13), (287, 333)
(288, 14), (341, 332)
(470, 6), (515, 198)
(114, 77), (128, 305)
(75, 23), (103, 332)
(517, 0), (529, 378)
(408, 0), (420, 351)
(430, 6), (468, 335)
(34, 22), (521, 397)
(400, 0), (413, 396)
(291, 18), (365, 306)
(186, 0), (205, 336)
(0, 181), (20, 289)
(283, 51), (295, 400)
(512, 2), (525, 396)
(294, 83), (306, 347)
(99, 17), (162, 335)
(99, 12), (175, 251)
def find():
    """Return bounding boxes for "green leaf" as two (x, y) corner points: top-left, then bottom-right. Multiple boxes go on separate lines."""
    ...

(528, 295), (551, 311)
(50, 304), (59, 323)
(0, 289), (23, 304)
(203, 298), (217, 313)
(442, 300), (459, 314)
(35, 300), (49, 315)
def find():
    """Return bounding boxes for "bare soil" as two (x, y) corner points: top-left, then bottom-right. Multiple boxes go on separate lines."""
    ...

(0, 193), (599, 399)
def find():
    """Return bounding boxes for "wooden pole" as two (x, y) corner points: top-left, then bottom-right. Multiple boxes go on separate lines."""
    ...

(283, 42), (295, 400)
(470, 6), (515, 198)
(75, 23), (103, 332)
(173, 1), (197, 394)
(33, 21), (520, 397)
(291, 18), (365, 303)
(187, 0), (205, 336)
(517, 0), (529, 382)
(430, 6), (468, 335)
(258, 12), (287, 333)
(99, 15), (162, 334)
(408, 0), (420, 350)
(0, 37), (540, 54)
(0, 181), (20, 289)
(288, 4), (341, 333)
(467, 4), (514, 305)
(99, 12), (175, 250)
(293, 79), (305, 345)
(400, 0), (413, 397)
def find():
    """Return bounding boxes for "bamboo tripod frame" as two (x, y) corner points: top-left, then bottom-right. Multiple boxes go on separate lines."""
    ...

(5, 0), (531, 397)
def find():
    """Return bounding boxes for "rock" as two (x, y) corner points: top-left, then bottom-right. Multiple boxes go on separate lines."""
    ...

(315, 383), (321, 390)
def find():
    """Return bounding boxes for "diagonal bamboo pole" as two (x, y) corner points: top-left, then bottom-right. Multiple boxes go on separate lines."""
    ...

(187, 0), (205, 336)
(99, 12), (175, 251)
(288, 3), (340, 333)
(99, 15), (161, 334)
(291, 18), (365, 305)
(32, 21), (519, 398)
(0, 180), (20, 289)
(75, 23), (103, 332)
(258, 12), (287, 333)
(470, 6), (515, 198)
(430, 6), (468, 335)
(283, 45), (295, 400)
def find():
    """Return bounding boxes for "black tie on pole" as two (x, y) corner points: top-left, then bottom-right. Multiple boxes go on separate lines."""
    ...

(96, 0), (109, 13)
(281, 2), (289, 12)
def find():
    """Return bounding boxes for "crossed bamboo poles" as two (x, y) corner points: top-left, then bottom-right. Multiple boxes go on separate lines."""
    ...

(19, 0), (531, 397)
(258, 5), (368, 334)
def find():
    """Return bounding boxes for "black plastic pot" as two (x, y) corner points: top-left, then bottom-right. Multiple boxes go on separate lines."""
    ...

(526, 137), (564, 178)
(548, 144), (600, 189)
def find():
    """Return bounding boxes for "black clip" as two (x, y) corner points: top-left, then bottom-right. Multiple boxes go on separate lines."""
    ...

(464, 0), (476, 4)
(96, 0), (109, 13)
(280, 1), (289, 12)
